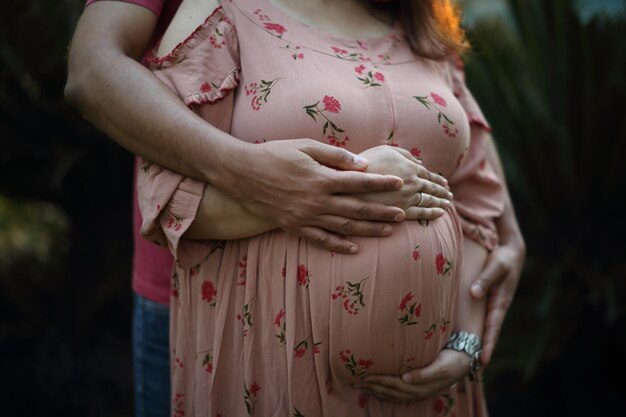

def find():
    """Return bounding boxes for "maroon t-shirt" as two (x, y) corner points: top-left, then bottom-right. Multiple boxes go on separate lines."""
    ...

(86, 0), (182, 305)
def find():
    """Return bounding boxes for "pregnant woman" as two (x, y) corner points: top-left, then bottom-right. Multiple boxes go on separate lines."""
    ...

(138, 0), (504, 415)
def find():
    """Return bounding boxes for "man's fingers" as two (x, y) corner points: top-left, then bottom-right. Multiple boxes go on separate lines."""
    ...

(470, 251), (507, 298)
(480, 292), (508, 365)
(296, 227), (358, 254)
(302, 141), (370, 171)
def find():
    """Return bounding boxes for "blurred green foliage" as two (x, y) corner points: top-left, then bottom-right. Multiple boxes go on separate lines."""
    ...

(464, 0), (626, 414)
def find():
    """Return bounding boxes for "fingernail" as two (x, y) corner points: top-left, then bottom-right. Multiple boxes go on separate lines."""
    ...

(402, 373), (413, 383)
(394, 212), (405, 222)
(348, 246), (358, 254)
(354, 156), (368, 166)
(382, 225), (393, 235)
(471, 284), (484, 297)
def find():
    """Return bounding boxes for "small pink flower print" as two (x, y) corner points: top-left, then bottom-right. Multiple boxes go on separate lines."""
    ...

(433, 393), (455, 416)
(297, 264), (311, 287)
(479, 159), (486, 170)
(414, 93), (458, 138)
(322, 95), (341, 113)
(355, 65), (385, 88)
(295, 347), (306, 358)
(245, 78), (281, 111)
(254, 9), (270, 21)
(440, 318), (451, 334)
(238, 255), (247, 286)
(412, 244), (421, 261)
(434, 397), (445, 414)
(190, 263), (201, 277)
(357, 392), (369, 409)
(209, 25), (226, 48)
(167, 215), (183, 232)
(435, 253), (453, 277)
(274, 309), (285, 328)
(200, 82), (212, 93)
(339, 350), (374, 377)
(173, 392), (186, 417)
(331, 46), (349, 55)
(174, 356), (184, 369)
(398, 292), (421, 326)
(264, 22), (286, 36)
(201, 351), (213, 374)
(424, 323), (437, 340)
(244, 382), (261, 416)
(280, 44), (305, 60)
(410, 147), (422, 158)
(275, 309), (286, 344)
(431, 92), (447, 107)
(331, 277), (369, 315)
(201, 280), (217, 307)
(304, 97), (347, 146)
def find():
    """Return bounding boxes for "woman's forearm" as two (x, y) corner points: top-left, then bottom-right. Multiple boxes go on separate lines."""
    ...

(184, 184), (277, 240)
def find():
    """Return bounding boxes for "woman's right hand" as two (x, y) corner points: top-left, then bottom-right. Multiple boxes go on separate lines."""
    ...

(357, 146), (453, 220)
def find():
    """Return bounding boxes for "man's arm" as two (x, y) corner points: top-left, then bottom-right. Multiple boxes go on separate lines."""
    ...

(64, 1), (412, 254)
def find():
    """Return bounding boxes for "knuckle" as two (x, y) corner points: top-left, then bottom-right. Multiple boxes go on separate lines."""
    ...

(340, 219), (354, 235)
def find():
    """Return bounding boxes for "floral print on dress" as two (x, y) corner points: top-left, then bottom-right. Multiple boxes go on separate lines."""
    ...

(398, 292), (421, 326)
(245, 78), (280, 111)
(410, 147), (422, 158)
(294, 336), (322, 358)
(208, 24), (226, 48)
(435, 253), (453, 277)
(244, 382), (261, 416)
(292, 408), (306, 417)
(201, 280), (217, 307)
(280, 44), (305, 60)
(167, 214), (183, 232)
(423, 317), (451, 340)
(201, 350), (214, 374)
(386, 131), (399, 147)
(412, 244), (421, 261)
(253, 9), (287, 38)
(357, 392), (369, 409)
(433, 393), (456, 416)
(339, 350), (374, 377)
(274, 308), (286, 345)
(330, 46), (370, 62)
(354, 64), (385, 88)
(414, 93), (459, 138)
(304, 95), (349, 147)
(172, 392), (185, 417)
(140, 159), (153, 173)
(238, 298), (255, 337)
(331, 277), (368, 315)
(297, 264), (311, 288)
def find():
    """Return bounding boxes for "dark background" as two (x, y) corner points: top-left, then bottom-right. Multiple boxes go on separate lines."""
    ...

(1, 0), (625, 416)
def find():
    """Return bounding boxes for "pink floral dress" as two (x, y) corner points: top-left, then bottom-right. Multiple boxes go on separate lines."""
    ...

(138, 0), (504, 416)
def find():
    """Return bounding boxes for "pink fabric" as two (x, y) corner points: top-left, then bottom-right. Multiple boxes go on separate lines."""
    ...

(85, 0), (182, 304)
(139, 0), (502, 414)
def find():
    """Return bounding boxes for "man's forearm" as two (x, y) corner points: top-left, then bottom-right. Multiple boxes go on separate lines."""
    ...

(65, 45), (239, 184)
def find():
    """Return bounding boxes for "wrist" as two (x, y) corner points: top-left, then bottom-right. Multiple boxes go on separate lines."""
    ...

(444, 330), (482, 381)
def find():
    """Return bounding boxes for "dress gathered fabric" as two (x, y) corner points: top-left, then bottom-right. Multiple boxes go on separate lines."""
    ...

(137, 0), (504, 415)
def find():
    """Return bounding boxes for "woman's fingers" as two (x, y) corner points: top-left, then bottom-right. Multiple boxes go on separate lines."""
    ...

(404, 206), (445, 220)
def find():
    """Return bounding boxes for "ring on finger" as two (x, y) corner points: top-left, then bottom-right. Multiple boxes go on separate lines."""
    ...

(416, 192), (423, 207)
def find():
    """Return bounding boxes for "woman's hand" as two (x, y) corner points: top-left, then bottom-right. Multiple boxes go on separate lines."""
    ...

(354, 350), (469, 402)
(356, 146), (454, 220)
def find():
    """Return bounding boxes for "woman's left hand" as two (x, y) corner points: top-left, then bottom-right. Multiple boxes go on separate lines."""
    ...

(353, 349), (469, 402)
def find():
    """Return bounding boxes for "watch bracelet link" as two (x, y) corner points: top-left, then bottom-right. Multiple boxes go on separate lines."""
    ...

(444, 330), (482, 381)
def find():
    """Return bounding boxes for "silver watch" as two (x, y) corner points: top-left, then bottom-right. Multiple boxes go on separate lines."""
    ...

(444, 331), (482, 380)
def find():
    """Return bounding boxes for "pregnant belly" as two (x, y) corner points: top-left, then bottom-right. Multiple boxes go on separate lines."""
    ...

(299, 210), (463, 384)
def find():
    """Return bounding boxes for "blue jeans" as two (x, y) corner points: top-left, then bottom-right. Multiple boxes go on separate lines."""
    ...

(133, 294), (170, 417)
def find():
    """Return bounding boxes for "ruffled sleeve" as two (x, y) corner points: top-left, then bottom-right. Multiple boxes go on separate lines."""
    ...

(137, 5), (239, 268)
(447, 56), (504, 251)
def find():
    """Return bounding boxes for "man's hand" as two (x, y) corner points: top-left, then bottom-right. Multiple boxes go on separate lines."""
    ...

(470, 230), (525, 365)
(227, 140), (408, 254)
(354, 350), (469, 402)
